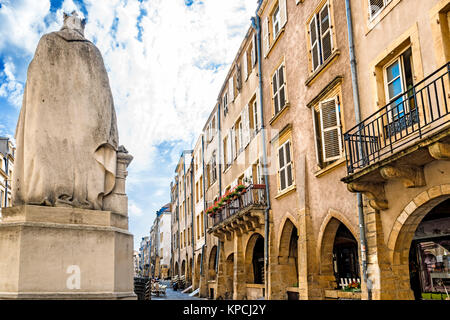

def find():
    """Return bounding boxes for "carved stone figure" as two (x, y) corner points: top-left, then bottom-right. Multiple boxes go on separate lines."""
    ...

(12, 11), (118, 210)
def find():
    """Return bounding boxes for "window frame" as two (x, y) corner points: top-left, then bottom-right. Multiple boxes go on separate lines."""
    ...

(368, 0), (392, 21)
(272, 3), (281, 40)
(277, 139), (294, 192)
(272, 63), (286, 116)
(319, 96), (343, 163)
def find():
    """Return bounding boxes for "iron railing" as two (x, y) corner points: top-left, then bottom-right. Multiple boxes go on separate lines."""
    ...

(344, 62), (450, 174)
(209, 184), (266, 227)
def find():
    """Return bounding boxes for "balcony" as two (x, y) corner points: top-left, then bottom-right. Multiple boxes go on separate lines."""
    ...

(208, 184), (266, 239)
(342, 63), (450, 210)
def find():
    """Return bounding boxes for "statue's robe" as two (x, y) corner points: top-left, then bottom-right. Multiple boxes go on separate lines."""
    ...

(12, 28), (118, 210)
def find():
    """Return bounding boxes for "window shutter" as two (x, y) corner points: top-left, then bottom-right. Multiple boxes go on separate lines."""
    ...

(236, 64), (242, 92)
(279, 0), (287, 28)
(229, 77), (234, 102)
(242, 104), (250, 147)
(243, 51), (248, 81)
(309, 16), (320, 72)
(369, 0), (385, 19)
(227, 131), (232, 165)
(256, 88), (261, 130)
(230, 126), (236, 160)
(252, 34), (257, 66)
(319, 3), (332, 62)
(244, 166), (253, 184)
(262, 17), (269, 57)
(319, 98), (342, 162)
(311, 106), (322, 167)
(278, 145), (286, 190)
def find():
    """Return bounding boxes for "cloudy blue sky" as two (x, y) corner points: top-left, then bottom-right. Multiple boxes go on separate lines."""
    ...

(0, 0), (258, 249)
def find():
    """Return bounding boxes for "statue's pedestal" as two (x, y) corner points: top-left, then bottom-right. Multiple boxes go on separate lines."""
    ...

(0, 205), (136, 299)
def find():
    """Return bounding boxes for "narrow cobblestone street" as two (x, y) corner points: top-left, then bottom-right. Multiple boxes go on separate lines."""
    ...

(151, 281), (206, 300)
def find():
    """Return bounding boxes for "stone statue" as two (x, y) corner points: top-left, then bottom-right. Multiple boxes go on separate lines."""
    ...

(12, 11), (119, 210)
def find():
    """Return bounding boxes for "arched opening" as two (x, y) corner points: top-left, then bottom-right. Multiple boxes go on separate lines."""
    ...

(181, 260), (186, 278)
(407, 198), (450, 300)
(194, 253), (202, 289)
(208, 246), (218, 281)
(278, 219), (299, 295)
(174, 261), (179, 277)
(187, 257), (193, 285)
(245, 233), (264, 284)
(224, 253), (234, 299)
(319, 217), (359, 291)
(332, 224), (360, 288)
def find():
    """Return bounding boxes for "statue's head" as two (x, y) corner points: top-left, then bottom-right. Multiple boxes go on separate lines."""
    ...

(62, 11), (86, 37)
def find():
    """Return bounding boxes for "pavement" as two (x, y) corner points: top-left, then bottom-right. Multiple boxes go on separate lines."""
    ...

(151, 280), (206, 300)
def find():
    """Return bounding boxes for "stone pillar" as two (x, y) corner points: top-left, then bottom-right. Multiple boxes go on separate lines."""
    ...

(362, 196), (400, 300)
(0, 147), (136, 299)
(233, 232), (246, 300)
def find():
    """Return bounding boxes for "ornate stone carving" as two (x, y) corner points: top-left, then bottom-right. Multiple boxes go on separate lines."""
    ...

(347, 182), (388, 210)
(428, 141), (450, 160)
(379, 165), (425, 188)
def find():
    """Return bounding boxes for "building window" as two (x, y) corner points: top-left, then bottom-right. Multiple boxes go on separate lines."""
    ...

(309, 1), (333, 72)
(223, 92), (229, 116)
(272, 4), (281, 40)
(278, 140), (293, 191)
(368, 0), (392, 20)
(272, 63), (286, 116)
(201, 211), (204, 237)
(383, 47), (415, 123)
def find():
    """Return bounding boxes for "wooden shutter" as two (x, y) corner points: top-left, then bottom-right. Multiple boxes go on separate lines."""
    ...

(319, 3), (332, 62)
(309, 15), (320, 72)
(229, 77), (234, 102)
(236, 64), (242, 92)
(256, 88), (261, 130)
(262, 17), (269, 57)
(279, 0), (287, 28)
(252, 33), (257, 66)
(230, 126), (236, 160)
(242, 104), (250, 147)
(319, 98), (342, 162)
(278, 144), (286, 190)
(311, 106), (322, 167)
(227, 130), (232, 165)
(243, 51), (248, 81)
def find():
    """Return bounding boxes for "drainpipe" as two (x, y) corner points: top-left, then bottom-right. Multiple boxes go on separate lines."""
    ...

(344, 0), (372, 300)
(252, 13), (271, 299)
(176, 178), (181, 276)
(201, 134), (207, 276)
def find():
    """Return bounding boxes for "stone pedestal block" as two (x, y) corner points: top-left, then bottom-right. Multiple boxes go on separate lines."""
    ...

(0, 205), (135, 299)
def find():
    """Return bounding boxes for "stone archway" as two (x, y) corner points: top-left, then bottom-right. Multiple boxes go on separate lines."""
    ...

(174, 261), (179, 277)
(318, 216), (359, 291)
(224, 253), (234, 299)
(245, 233), (264, 284)
(187, 257), (193, 285)
(208, 245), (218, 281)
(193, 253), (202, 290)
(387, 185), (450, 299)
(277, 218), (299, 299)
(181, 260), (186, 278)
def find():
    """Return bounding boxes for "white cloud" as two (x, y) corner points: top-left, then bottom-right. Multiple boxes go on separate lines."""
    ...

(128, 201), (144, 217)
(0, 58), (23, 107)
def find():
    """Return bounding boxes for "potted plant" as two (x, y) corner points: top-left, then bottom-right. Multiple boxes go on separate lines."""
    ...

(342, 281), (361, 292)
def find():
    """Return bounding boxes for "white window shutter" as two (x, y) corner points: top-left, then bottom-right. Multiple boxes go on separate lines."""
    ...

(231, 126), (236, 160)
(229, 77), (235, 102)
(245, 103), (251, 146)
(244, 166), (253, 184)
(256, 88), (261, 130)
(280, 0), (287, 28)
(311, 107), (321, 167)
(243, 51), (248, 81)
(319, 98), (342, 162)
(262, 17), (269, 57)
(319, 3), (332, 61)
(227, 131), (232, 165)
(310, 16), (320, 72)
(252, 34), (257, 66)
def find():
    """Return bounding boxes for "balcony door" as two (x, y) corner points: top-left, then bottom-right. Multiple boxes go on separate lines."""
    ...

(383, 47), (417, 134)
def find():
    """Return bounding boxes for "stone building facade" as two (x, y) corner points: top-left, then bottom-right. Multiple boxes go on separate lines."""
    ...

(149, 204), (171, 279)
(0, 137), (15, 216)
(167, 0), (450, 300)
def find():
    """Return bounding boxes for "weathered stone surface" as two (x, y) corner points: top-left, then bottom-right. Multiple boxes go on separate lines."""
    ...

(12, 12), (118, 210)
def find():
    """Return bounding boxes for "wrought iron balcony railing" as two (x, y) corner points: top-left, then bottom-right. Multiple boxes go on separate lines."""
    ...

(209, 184), (266, 227)
(344, 62), (450, 174)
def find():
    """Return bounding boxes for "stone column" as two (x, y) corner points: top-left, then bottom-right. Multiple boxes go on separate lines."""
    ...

(233, 231), (246, 300)
(362, 196), (400, 300)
